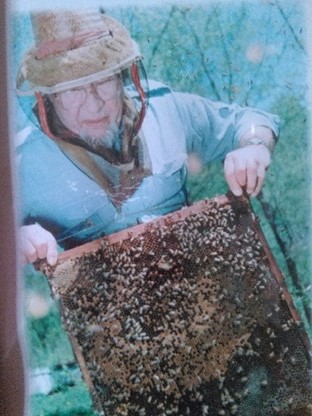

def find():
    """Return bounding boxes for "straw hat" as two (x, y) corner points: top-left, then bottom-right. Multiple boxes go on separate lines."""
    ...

(16, 11), (141, 95)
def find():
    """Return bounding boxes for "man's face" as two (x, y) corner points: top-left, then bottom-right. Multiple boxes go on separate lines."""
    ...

(51, 76), (124, 141)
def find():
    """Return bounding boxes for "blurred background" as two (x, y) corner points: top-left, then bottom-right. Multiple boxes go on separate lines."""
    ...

(10, 1), (311, 414)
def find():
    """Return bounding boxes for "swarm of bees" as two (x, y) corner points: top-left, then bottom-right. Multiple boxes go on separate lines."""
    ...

(39, 195), (312, 416)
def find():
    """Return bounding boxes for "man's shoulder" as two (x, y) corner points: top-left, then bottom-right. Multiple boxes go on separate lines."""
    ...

(15, 125), (57, 164)
(15, 125), (46, 148)
(147, 80), (172, 98)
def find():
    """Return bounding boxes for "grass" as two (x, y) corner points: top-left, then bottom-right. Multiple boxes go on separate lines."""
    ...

(30, 384), (93, 416)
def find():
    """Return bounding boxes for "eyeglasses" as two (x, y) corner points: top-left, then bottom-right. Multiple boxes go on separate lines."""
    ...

(53, 76), (122, 110)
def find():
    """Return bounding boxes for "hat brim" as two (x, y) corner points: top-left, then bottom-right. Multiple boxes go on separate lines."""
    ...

(16, 14), (141, 96)
(17, 43), (141, 96)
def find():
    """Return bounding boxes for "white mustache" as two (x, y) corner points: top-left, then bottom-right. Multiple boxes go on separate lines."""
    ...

(80, 123), (121, 150)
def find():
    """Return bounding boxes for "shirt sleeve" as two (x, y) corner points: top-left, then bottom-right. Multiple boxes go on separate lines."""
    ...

(170, 90), (280, 164)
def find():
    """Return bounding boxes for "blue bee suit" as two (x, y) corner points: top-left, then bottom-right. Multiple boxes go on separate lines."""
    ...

(17, 81), (279, 249)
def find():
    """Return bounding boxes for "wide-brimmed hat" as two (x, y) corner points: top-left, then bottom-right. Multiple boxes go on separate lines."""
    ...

(16, 11), (141, 95)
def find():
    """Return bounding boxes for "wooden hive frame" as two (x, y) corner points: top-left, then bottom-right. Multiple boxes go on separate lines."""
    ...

(37, 194), (312, 416)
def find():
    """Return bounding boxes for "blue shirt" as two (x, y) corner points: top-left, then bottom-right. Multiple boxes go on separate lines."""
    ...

(17, 81), (280, 248)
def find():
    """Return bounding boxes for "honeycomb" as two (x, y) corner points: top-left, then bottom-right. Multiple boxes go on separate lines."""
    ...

(38, 194), (312, 416)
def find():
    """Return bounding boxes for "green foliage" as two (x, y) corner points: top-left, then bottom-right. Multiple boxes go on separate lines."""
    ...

(260, 94), (311, 328)
(24, 269), (75, 368)
(30, 384), (93, 416)
(26, 307), (74, 368)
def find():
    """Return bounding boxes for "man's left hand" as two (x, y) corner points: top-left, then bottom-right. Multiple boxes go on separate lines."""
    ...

(223, 144), (271, 197)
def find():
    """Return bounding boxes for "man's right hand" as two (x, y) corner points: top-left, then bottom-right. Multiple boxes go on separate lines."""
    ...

(19, 224), (58, 266)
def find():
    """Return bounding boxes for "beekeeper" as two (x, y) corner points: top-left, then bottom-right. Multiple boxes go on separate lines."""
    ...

(16, 11), (279, 266)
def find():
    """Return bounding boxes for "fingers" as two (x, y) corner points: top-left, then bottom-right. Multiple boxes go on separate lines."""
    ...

(46, 244), (58, 266)
(224, 145), (271, 197)
(20, 237), (38, 264)
(20, 224), (58, 266)
(252, 163), (266, 197)
(246, 158), (258, 195)
(224, 156), (243, 196)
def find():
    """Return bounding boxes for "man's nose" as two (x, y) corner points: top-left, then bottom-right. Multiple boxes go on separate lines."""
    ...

(83, 84), (106, 109)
